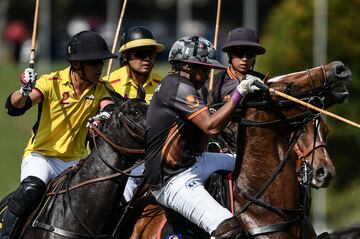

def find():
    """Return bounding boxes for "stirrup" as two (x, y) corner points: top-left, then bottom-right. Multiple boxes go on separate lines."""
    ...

(1, 209), (21, 239)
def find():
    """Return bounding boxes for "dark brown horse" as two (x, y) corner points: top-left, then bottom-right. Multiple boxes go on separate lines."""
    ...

(125, 61), (351, 239)
(0, 93), (148, 238)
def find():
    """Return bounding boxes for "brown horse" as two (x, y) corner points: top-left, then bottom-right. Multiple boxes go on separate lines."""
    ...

(124, 61), (351, 239)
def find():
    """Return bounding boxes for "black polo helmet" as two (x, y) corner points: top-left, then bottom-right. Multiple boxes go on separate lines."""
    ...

(67, 30), (117, 61)
(119, 26), (164, 53)
(222, 27), (265, 55)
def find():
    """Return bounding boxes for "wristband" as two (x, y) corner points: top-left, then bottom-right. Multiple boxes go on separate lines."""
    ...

(231, 90), (243, 104)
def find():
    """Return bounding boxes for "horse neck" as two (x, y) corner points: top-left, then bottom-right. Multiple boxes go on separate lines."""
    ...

(236, 113), (300, 208)
(77, 138), (126, 183)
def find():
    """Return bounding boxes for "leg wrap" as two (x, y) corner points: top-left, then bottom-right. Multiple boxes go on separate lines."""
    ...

(211, 217), (248, 239)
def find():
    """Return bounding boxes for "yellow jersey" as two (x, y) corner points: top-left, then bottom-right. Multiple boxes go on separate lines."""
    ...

(107, 66), (162, 103)
(23, 67), (111, 162)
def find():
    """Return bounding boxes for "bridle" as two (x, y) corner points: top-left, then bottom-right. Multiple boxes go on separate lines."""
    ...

(232, 67), (328, 238)
(87, 98), (146, 177)
(293, 117), (327, 179)
(92, 125), (145, 155)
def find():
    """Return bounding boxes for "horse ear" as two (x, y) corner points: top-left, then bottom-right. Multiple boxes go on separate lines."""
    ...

(111, 91), (126, 104)
(103, 82), (126, 104)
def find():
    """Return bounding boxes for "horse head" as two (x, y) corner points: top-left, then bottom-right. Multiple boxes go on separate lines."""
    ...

(100, 92), (148, 158)
(293, 116), (335, 188)
(264, 61), (351, 107)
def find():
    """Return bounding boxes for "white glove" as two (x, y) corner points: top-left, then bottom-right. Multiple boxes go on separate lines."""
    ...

(20, 68), (38, 96)
(86, 111), (111, 128)
(236, 75), (263, 96)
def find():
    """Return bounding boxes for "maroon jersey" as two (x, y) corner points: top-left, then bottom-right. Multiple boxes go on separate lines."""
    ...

(144, 73), (208, 190)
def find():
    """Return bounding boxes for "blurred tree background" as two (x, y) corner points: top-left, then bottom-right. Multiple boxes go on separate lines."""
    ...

(0, 0), (359, 233)
(257, 0), (360, 229)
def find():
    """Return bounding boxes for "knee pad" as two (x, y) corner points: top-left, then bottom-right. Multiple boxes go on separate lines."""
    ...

(8, 176), (47, 217)
(211, 217), (248, 239)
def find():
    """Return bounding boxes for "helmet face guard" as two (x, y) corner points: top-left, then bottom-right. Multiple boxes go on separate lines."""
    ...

(67, 31), (117, 61)
(119, 26), (165, 53)
(222, 27), (265, 55)
(168, 36), (225, 70)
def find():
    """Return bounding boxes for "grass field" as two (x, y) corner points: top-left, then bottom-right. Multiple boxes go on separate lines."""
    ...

(0, 62), (359, 232)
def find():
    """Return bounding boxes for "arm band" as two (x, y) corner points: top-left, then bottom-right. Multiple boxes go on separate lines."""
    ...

(5, 94), (33, 116)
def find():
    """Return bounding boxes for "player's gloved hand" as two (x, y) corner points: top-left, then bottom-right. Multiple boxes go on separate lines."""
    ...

(87, 111), (111, 128)
(231, 75), (268, 104)
(87, 110), (111, 137)
(237, 75), (265, 96)
(20, 68), (38, 96)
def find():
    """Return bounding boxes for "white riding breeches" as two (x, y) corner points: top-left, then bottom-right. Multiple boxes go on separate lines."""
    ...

(21, 152), (79, 184)
(123, 163), (145, 202)
(151, 152), (236, 234)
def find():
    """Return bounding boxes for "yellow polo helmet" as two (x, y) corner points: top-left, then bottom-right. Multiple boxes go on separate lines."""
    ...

(119, 26), (165, 53)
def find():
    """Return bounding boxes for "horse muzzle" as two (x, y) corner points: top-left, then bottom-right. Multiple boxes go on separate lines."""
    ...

(326, 61), (352, 103)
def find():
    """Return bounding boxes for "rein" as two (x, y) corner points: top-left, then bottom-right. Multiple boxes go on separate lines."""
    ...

(233, 127), (306, 238)
(92, 125), (145, 155)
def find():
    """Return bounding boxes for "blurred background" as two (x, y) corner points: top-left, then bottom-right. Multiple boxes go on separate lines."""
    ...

(0, 0), (359, 235)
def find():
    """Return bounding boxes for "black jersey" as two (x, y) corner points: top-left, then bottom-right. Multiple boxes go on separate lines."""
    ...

(144, 73), (208, 190)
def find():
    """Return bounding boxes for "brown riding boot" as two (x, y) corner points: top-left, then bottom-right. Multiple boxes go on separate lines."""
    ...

(211, 217), (248, 239)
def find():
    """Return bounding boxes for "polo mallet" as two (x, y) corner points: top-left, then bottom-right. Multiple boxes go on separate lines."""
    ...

(105, 0), (128, 80)
(253, 80), (360, 129)
(207, 0), (222, 105)
(29, 0), (40, 69)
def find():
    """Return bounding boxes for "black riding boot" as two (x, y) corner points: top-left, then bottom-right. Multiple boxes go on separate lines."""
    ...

(1, 176), (46, 239)
(211, 217), (248, 239)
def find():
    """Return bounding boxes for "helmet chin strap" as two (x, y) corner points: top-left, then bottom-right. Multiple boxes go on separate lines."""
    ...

(71, 63), (91, 83)
(251, 59), (256, 71)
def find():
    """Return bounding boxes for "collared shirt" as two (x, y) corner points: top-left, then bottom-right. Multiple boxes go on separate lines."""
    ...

(144, 73), (207, 190)
(107, 65), (162, 103)
(23, 67), (111, 162)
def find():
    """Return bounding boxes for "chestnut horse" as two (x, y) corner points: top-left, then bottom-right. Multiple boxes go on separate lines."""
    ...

(124, 61), (351, 239)
(0, 94), (148, 238)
